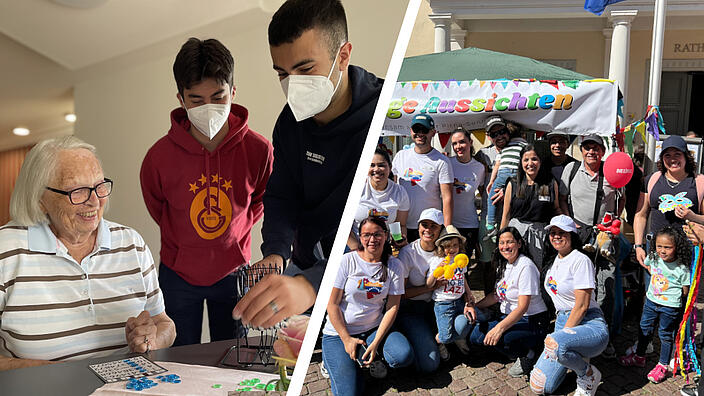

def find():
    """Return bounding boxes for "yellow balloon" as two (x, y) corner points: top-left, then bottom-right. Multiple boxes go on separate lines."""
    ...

(433, 266), (445, 278)
(444, 265), (455, 280)
(443, 255), (451, 264)
(454, 253), (469, 268)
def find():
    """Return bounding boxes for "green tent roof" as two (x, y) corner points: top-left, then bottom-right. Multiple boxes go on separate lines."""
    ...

(397, 47), (593, 82)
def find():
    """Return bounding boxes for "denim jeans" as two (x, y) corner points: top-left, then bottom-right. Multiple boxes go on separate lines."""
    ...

(159, 263), (245, 346)
(637, 298), (682, 364)
(486, 168), (517, 225)
(469, 311), (550, 359)
(530, 308), (609, 394)
(395, 299), (441, 373)
(322, 328), (414, 396)
(434, 299), (471, 344)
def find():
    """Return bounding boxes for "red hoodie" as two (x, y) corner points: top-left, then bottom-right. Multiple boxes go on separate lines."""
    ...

(140, 104), (273, 286)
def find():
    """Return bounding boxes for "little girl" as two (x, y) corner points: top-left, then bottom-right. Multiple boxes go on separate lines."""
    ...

(618, 226), (692, 383)
(426, 225), (476, 360)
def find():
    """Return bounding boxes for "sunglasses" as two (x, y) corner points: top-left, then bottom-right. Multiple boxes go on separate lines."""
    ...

(489, 128), (509, 138)
(411, 125), (431, 135)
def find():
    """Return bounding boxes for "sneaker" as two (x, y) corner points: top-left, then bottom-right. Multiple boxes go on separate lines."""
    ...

(454, 339), (470, 355)
(437, 343), (450, 361)
(647, 363), (669, 383)
(483, 225), (498, 242)
(574, 364), (602, 396)
(508, 356), (534, 378)
(368, 360), (387, 379)
(618, 352), (646, 367)
(320, 361), (329, 379)
(601, 342), (616, 359)
(681, 381), (700, 396)
(626, 341), (654, 356)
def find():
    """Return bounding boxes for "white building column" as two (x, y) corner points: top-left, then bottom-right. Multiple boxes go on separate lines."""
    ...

(607, 10), (638, 115)
(602, 28), (613, 78)
(429, 13), (452, 53)
(451, 28), (466, 51)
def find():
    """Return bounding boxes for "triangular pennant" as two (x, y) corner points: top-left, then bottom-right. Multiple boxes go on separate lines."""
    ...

(479, 81), (486, 88)
(444, 80), (452, 88)
(624, 129), (635, 155)
(400, 82), (406, 88)
(563, 80), (579, 89)
(490, 81), (498, 89)
(467, 80), (476, 87)
(501, 81), (509, 89)
(411, 82), (418, 89)
(540, 80), (559, 89)
(456, 80), (462, 87)
(421, 83), (429, 91)
(472, 130), (486, 145)
(513, 80), (520, 87)
(438, 132), (451, 148)
(636, 121), (647, 143)
(432, 82), (440, 90)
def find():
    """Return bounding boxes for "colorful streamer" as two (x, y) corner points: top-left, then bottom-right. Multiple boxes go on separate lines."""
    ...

(674, 244), (702, 379)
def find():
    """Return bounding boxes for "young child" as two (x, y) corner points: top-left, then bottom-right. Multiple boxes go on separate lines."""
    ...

(484, 123), (527, 239)
(426, 225), (476, 360)
(618, 226), (692, 383)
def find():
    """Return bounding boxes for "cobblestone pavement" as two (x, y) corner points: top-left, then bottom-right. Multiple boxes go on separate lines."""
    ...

(303, 265), (698, 396)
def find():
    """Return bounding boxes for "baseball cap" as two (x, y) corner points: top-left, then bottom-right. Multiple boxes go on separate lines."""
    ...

(485, 115), (506, 132)
(661, 135), (688, 155)
(411, 114), (435, 130)
(546, 131), (569, 141)
(417, 208), (443, 226)
(580, 134), (605, 149)
(435, 224), (466, 247)
(544, 215), (578, 234)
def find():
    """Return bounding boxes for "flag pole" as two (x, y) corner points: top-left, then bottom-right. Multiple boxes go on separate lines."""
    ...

(645, 0), (667, 173)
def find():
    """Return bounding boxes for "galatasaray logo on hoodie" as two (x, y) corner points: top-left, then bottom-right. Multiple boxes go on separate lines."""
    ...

(188, 173), (233, 240)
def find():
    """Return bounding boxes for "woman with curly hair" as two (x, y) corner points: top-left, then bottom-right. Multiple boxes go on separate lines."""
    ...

(618, 226), (691, 383)
(634, 135), (704, 268)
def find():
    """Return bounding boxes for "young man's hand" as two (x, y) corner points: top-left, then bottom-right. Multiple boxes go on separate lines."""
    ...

(233, 275), (315, 328)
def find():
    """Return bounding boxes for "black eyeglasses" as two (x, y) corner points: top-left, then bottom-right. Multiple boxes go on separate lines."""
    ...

(46, 179), (113, 205)
(489, 128), (510, 138)
(411, 125), (431, 135)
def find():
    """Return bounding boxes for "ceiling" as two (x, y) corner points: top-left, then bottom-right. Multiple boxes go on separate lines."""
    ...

(0, 0), (273, 151)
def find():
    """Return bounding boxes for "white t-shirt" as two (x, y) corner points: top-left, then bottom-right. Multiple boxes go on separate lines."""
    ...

(392, 147), (453, 227)
(353, 177), (410, 234)
(495, 255), (548, 316)
(543, 250), (599, 312)
(398, 239), (440, 302)
(449, 157), (485, 228)
(322, 252), (405, 336)
(428, 257), (467, 302)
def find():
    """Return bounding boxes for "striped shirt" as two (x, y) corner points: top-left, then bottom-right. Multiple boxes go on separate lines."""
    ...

(497, 138), (528, 171)
(0, 219), (164, 361)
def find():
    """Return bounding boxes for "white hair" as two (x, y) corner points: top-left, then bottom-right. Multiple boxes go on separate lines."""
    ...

(10, 136), (98, 226)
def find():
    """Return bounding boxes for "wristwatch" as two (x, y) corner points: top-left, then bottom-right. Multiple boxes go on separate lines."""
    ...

(634, 244), (644, 249)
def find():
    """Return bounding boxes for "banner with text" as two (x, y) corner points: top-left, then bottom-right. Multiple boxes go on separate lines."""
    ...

(383, 79), (618, 137)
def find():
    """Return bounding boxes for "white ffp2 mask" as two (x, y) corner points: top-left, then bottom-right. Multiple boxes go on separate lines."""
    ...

(185, 103), (230, 140)
(280, 48), (343, 122)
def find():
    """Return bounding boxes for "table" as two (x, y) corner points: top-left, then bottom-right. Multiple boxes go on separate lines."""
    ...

(0, 339), (277, 396)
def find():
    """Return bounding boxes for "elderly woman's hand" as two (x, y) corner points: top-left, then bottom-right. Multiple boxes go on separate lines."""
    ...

(233, 274), (315, 328)
(125, 311), (158, 353)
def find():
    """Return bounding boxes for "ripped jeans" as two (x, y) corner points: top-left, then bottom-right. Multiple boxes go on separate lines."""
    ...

(530, 308), (609, 394)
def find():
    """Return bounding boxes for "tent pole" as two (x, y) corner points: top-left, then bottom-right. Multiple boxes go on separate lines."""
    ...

(645, 0), (667, 173)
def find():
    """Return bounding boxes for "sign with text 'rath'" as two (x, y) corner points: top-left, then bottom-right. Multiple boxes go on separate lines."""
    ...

(383, 79), (618, 137)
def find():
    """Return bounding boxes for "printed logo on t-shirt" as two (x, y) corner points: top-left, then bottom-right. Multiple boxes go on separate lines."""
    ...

(368, 208), (389, 220)
(650, 269), (670, 301)
(658, 192), (693, 213)
(453, 178), (469, 194)
(358, 278), (384, 299)
(497, 280), (508, 300)
(188, 173), (232, 240)
(442, 269), (465, 295)
(401, 168), (423, 186)
(305, 151), (325, 165)
(547, 277), (558, 295)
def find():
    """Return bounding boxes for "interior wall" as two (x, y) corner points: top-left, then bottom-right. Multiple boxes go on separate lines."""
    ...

(0, 145), (33, 225)
(73, 0), (408, 276)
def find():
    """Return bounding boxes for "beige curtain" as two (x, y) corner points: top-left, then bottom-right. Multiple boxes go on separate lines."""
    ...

(0, 145), (33, 225)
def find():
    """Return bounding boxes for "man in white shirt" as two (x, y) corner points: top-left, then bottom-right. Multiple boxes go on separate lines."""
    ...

(392, 114), (453, 241)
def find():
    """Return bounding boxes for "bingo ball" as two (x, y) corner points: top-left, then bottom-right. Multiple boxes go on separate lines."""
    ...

(604, 151), (634, 188)
(433, 266), (445, 278)
(454, 254), (469, 268)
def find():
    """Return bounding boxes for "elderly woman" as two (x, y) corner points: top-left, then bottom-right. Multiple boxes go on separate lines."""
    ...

(469, 227), (549, 378)
(530, 215), (608, 395)
(348, 148), (410, 250)
(0, 136), (175, 370)
(323, 216), (411, 396)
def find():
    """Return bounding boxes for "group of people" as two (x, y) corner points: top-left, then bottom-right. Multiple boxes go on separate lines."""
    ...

(0, 0), (378, 370)
(323, 110), (704, 396)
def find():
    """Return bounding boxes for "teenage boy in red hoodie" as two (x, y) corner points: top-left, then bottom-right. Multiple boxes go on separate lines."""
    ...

(140, 38), (273, 346)
(233, 0), (384, 328)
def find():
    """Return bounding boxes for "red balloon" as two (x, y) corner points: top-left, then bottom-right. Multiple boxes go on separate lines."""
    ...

(604, 152), (634, 188)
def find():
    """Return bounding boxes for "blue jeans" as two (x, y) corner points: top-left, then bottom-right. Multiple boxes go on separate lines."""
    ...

(322, 328), (414, 396)
(530, 308), (609, 394)
(433, 299), (471, 344)
(638, 298), (682, 364)
(469, 311), (550, 359)
(159, 263), (245, 346)
(486, 168), (517, 225)
(395, 299), (441, 373)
